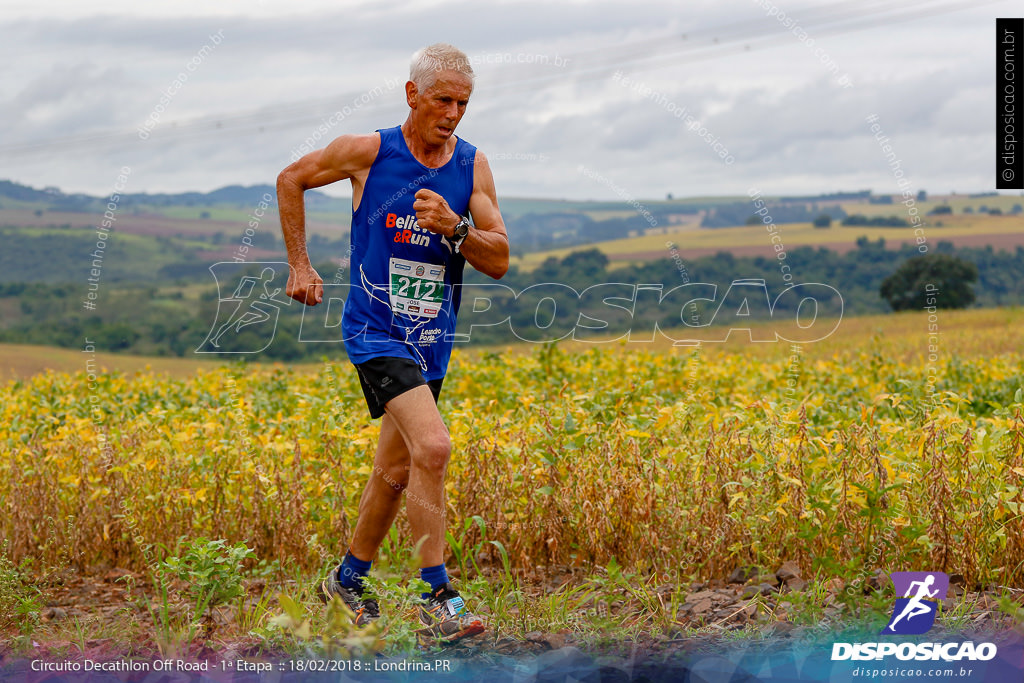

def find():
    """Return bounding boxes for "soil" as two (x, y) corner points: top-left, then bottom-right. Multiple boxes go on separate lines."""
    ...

(3, 565), (1022, 667)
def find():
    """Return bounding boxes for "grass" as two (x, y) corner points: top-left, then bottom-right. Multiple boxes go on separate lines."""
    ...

(0, 540), (42, 638)
(3, 553), (1023, 660)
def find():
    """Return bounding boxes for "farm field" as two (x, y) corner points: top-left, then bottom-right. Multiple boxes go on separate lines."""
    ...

(0, 343), (226, 381)
(0, 206), (339, 241)
(1, 306), (1023, 660)
(4, 307), (1019, 380)
(837, 193), (1024, 215)
(512, 212), (1024, 270)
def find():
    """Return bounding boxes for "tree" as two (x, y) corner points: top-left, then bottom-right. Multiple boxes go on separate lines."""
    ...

(879, 254), (977, 312)
(94, 322), (141, 351)
(813, 214), (832, 228)
(561, 248), (609, 278)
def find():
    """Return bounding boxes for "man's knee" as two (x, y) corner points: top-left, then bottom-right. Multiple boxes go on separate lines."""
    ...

(411, 433), (451, 477)
(375, 462), (410, 494)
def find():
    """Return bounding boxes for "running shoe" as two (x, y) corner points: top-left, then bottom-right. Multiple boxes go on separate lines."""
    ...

(318, 564), (380, 626)
(417, 582), (485, 642)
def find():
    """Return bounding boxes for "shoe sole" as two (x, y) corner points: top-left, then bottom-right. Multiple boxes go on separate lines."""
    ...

(415, 619), (485, 644)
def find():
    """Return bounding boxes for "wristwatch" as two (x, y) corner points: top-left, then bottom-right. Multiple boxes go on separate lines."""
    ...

(451, 216), (471, 253)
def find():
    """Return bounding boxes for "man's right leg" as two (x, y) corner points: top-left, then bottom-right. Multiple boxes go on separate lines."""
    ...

(349, 415), (411, 561)
(326, 357), (480, 639)
(319, 415), (410, 624)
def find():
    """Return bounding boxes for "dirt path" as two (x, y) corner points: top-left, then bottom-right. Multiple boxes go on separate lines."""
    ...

(4, 564), (1021, 665)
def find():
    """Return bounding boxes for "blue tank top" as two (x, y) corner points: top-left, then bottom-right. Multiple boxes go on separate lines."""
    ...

(342, 125), (476, 379)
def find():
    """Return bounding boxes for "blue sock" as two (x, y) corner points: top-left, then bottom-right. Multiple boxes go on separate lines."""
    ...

(337, 551), (372, 590)
(420, 563), (449, 598)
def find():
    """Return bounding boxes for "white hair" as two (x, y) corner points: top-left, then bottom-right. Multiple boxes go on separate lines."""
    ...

(409, 43), (475, 91)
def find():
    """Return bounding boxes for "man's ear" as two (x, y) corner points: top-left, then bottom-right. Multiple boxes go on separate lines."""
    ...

(405, 80), (418, 108)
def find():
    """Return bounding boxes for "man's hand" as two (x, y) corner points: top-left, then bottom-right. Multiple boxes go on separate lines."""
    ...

(286, 262), (323, 305)
(413, 189), (459, 237)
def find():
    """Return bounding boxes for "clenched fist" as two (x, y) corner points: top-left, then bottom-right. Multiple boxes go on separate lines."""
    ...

(413, 189), (459, 237)
(286, 262), (323, 306)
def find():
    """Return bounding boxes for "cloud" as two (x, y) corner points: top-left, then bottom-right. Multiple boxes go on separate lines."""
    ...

(0, 0), (1012, 198)
(1, 62), (138, 140)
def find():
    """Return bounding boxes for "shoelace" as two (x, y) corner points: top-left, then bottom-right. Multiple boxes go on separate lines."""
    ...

(343, 584), (380, 618)
(360, 598), (380, 618)
(429, 588), (466, 617)
(432, 588), (460, 603)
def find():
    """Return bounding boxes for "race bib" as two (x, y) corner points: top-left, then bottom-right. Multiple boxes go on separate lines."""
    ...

(388, 257), (445, 318)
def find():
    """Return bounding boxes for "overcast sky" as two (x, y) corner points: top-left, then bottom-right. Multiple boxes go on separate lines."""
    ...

(0, 0), (1015, 201)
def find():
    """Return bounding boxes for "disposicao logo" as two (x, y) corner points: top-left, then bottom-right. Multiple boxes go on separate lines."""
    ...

(884, 571), (948, 635)
(831, 571), (998, 662)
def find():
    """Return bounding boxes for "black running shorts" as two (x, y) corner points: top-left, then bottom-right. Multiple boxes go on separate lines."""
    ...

(353, 356), (443, 419)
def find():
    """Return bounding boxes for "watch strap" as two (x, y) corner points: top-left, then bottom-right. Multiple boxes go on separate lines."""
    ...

(452, 216), (471, 253)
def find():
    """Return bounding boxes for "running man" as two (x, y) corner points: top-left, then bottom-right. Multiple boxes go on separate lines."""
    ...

(276, 44), (509, 642)
(208, 267), (281, 348)
(887, 574), (939, 632)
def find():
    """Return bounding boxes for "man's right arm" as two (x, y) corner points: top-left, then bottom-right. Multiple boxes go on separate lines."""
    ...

(276, 134), (380, 305)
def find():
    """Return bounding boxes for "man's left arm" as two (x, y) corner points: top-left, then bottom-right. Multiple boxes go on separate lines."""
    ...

(413, 151), (509, 279)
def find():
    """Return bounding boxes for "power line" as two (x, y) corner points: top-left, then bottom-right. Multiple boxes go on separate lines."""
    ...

(0, 0), (1000, 160)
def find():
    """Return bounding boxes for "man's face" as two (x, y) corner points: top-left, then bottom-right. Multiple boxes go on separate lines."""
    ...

(409, 70), (473, 146)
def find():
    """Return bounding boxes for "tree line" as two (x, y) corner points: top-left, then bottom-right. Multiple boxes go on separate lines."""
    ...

(0, 238), (1018, 361)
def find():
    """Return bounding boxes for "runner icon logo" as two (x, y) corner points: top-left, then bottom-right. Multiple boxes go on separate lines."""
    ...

(882, 571), (948, 635)
(832, 570), (997, 662)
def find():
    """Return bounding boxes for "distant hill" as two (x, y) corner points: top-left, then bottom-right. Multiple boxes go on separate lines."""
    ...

(0, 179), (336, 209)
(122, 184), (337, 207)
(5, 177), (1022, 275)
(0, 180), (61, 202)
